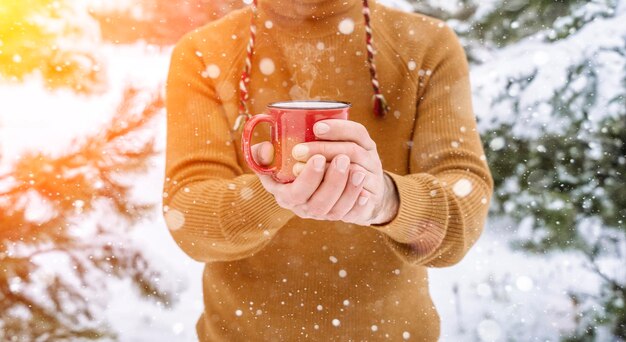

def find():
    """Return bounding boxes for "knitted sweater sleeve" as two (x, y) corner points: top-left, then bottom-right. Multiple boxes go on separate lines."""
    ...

(162, 35), (295, 263)
(369, 25), (495, 267)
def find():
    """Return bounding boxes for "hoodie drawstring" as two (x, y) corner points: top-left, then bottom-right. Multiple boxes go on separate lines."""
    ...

(232, 0), (389, 133)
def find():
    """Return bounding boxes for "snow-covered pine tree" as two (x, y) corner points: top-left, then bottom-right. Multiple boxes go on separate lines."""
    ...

(411, 0), (626, 339)
(1, 2), (173, 338)
(0, 87), (174, 340)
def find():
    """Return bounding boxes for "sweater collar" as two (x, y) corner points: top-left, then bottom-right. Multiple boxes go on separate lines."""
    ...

(257, 0), (363, 37)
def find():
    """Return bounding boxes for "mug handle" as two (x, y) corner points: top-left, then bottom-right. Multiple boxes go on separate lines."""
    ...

(241, 114), (278, 175)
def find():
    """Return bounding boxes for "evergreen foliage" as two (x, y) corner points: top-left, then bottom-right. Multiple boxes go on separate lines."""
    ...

(414, 0), (626, 339)
(0, 0), (105, 93)
(409, 0), (624, 339)
(0, 88), (172, 340)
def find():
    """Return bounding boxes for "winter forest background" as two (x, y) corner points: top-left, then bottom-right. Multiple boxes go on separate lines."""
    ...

(0, 0), (624, 341)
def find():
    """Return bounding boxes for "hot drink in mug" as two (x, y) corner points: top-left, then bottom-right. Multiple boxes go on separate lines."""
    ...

(241, 100), (350, 183)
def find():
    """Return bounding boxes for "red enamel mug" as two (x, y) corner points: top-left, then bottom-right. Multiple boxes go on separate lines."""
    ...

(241, 100), (351, 183)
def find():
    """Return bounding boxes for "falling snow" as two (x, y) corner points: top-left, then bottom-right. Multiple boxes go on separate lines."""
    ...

(332, 318), (341, 327)
(164, 209), (185, 231)
(201, 64), (220, 79)
(5, 1), (622, 340)
(516, 276), (534, 292)
(338, 18), (355, 35)
(240, 187), (254, 200)
(172, 322), (184, 335)
(452, 179), (473, 198)
(259, 58), (275, 75)
(338, 269), (347, 278)
(489, 137), (505, 151)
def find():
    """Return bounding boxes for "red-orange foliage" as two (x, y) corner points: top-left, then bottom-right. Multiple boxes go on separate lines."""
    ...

(95, 0), (244, 46)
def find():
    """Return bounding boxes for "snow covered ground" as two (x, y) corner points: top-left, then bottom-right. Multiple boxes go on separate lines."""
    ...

(0, 39), (614, 342)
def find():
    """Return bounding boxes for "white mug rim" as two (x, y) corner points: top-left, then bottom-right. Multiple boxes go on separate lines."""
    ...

(268, 100), (351, 110)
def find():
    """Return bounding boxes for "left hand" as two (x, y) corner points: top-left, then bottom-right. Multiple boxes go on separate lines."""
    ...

(289, 119), (397, 226)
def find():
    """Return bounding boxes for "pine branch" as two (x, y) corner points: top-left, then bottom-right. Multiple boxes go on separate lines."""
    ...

(0, 85), (171, 339)
(412, 2), (478, 21)
(584, 249), (626, 296)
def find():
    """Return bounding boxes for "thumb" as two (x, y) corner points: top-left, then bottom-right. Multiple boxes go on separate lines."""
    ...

(251, 141), (274, 166)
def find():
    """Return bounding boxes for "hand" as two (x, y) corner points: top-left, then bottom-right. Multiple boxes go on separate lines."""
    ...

(292, 119), (398, 225)
(250, 141), (371, 224)
(250, 119), (399, 226)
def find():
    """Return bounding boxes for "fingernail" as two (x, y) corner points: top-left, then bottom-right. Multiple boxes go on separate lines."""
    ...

(351, 172), (365, 186)
(292, 144), (308, 159)
(336, 155), (349, 173)
(314, 122), (329, 135)
(292, 163), (305, 176)
(313, 156), (325, 171)
(358, 196), (369, 206)
(261, 143), (273, 164)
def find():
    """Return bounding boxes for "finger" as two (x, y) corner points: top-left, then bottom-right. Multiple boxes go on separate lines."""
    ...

(292, 141), (378, 173)
(256, 173), (280, 195)
(326, 167), (367, 220)
(293, 157), (377, 194)
(341, 189), (374, 226)
(304, 154), (351, 217)
(313, 119), (377, 151)
(292, 162), (306, 177)
(293, 160), (330, 177)
(251, 141), (274, 165)
(250, 142), (278, 193)
(275, 154), (326, 206)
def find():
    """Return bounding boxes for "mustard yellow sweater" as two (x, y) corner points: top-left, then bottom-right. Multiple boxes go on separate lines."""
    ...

(163, 0), (494, 340)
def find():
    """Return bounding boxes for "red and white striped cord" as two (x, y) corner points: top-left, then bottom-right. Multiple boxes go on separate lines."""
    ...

(233, 0), (258, 132)
(362, 0), (390, 118)
(232, 0), (389, 132)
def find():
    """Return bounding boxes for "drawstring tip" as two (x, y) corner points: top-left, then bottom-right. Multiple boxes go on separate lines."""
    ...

(372, 94), (390, 118)
(232, 113), (252, 132)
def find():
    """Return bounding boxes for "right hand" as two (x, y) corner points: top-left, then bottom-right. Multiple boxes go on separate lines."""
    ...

(250, 141), (370, 221)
